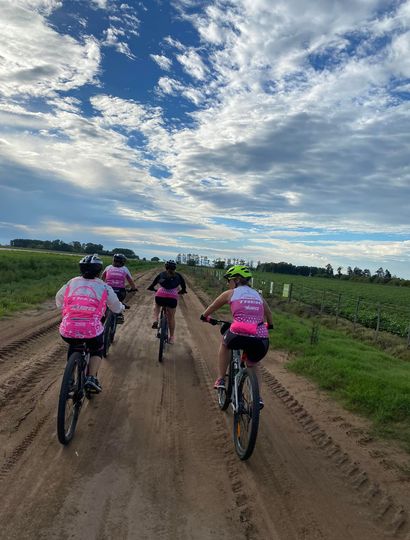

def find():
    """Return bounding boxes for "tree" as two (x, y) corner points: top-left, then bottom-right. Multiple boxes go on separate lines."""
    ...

(151, 256), (160, 262)
(214, 259), (225, 269)
(325, 263), (333, 277)
(337, 266), (342, 278)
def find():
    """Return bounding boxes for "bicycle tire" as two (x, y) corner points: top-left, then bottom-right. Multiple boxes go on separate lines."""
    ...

(158, 312), (167, 363)
(110, 315), (117, 344)
(103, 311), (113, 357)
(218, 352), (234, 410)
(57, 353), (84, 445)
(233, 368), (260, 460)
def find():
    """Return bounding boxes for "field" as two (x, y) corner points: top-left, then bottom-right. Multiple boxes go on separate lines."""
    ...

(0, 250), (157, 317)
(192, 267), (410, 337)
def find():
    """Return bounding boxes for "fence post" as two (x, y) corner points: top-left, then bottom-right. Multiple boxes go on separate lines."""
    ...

(335, 293), (342, 324)
(320, 290), (326, 314)
(270, 282), (273, 296)
(353, 297), (361, 330)
(288, 283), (293, 303)
(374, 304), (381, 341)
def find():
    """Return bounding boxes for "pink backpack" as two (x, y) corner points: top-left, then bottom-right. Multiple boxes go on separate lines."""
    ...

(60, 282), (108, 339)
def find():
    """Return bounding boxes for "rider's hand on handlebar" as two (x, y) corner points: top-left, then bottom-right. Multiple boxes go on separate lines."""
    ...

(178, 289), (187, 295)
(267, 323), (274, 330)
(147, 285), (156, 291)
(200, 314), (209, 322)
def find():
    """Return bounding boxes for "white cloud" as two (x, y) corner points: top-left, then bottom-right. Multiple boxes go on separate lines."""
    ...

(150, 54), (173, 71)
(176, 49), (207, 80)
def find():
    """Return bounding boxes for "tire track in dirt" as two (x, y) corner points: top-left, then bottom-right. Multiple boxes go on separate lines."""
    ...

(261, 366), (409, 538)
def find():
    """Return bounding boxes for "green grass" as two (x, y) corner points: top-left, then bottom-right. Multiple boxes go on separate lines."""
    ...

(0, 250), (157, 317)
(271, 311), (410, 451)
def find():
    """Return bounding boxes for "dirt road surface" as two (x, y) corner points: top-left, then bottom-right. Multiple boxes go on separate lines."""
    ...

(0, 271), (409, 540)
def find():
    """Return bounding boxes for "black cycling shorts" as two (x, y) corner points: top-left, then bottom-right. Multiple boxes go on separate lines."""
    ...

(113, 288), (126, 301)
(223, 331), (269, 363)
(61, 334), (104, 359)
(155, 296), (177, 309)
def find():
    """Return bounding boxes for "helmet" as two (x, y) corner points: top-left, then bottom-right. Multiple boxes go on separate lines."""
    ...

(113, 253), (127, 266)
(165, 259), (176, 271)
(79, 254), (103, 278)
(223, 265), (252, 281)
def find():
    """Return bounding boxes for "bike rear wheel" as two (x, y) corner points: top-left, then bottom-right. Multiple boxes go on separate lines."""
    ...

(233, 368), (260, 460)
(158, 312), (168, 363)
(57, 353), (84, 445)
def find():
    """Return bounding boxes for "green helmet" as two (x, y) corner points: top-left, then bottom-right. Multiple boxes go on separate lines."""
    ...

(223, 265), (252, 281)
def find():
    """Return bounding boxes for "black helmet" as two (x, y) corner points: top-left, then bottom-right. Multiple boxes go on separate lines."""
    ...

(113, 253), (127, 266)
(79, 254), (103, 278)
(165, 259), (176, 270)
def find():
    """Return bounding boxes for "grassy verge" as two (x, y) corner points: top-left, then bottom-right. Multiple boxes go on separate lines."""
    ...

(0, 250), (157, 317)
(185, 267), (410, 452)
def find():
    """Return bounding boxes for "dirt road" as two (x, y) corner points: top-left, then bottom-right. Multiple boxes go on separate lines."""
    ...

(0, 272), (409, 540)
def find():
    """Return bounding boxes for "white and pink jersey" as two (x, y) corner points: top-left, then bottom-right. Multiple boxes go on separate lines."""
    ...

(155, 287), (179, 300)
(56, 277), (124, 339)
(103, 265), (132, 289)
(229, 286), (268, 338)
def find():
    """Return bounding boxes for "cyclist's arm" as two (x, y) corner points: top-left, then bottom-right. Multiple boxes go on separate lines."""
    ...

(55, 284), (67, 309)
(202, 290), (231, 317)
(106, 286), (125, 313)
(147, 274), (160, 290)
(177, 273), (187, 292)
(263, 298), (273, 327)
(126, 274), (137, 289)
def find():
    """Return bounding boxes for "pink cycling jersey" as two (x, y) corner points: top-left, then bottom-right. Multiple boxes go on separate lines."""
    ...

(59, 278), (107, 339)
(103, 265), (132, 289)
(155, 286), (179, 300)
(229, 286), (268, 338)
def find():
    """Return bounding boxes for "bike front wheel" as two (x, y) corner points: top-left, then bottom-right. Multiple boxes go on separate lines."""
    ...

(103, 312), (113, 357)
(233, 368), (260, 460)
(57, 353), (84, 445)
(158, 314), (168, 363)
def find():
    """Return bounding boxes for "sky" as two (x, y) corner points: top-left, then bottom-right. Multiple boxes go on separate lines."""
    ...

(1, 0), (410, 277)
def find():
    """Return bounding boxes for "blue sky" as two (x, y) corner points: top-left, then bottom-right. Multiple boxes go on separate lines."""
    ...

(1, 0), (410, 277)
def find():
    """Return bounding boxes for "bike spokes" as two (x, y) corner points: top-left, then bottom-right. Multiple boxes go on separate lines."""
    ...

(233, 369), (260, 460)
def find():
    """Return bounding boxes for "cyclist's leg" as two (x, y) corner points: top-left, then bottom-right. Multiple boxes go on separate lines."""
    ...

(244, 338), (269, 404)
(215, 331), (234, 385)
(152, 297), (161, 327)
(87, 334), (104, 376)
(166, 306), (176, 341)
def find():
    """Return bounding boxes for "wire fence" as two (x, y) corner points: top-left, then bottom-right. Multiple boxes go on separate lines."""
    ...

(188, 266), (410, 345)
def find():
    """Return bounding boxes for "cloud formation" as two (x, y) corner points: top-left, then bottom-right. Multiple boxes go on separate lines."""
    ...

(1, 0), (410, 277)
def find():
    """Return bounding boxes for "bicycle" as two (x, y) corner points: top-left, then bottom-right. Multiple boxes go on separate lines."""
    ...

(102, 290), (134, 357)
(157, 305), (168, 363)
(203, 317), (261, 460)
(57, 342), (93, 445)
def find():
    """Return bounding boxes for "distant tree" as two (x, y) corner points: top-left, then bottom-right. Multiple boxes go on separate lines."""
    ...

(151, 256), (160, 262)
(375, 267), (385, 279)
(384, 269), (392, 282)
(336, 266), (342, 278)
(325, 263), (333, 277)
(346, 266), (353, 277)
(111, 248), (137, 259)
(214, 259), (225, 269)
(363, 269), (371, 279)
(84, 242), (103, 254)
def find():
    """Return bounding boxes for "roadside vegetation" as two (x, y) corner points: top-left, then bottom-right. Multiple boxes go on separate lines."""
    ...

(0, 250), (156, 317)
(185, 266), (410, 453)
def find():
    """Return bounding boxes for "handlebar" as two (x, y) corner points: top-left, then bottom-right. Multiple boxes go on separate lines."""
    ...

(200, 315), (273, 330)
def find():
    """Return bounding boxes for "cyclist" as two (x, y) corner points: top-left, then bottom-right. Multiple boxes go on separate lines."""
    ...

(55, 254), (126, 393)
(101, 253), (138, 323)
(147, 260), (187, 344)
(200, 265), (273, 407)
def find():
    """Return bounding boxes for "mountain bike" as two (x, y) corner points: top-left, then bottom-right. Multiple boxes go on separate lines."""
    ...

(203, 317), (261, 460)
(102, 290), (134, 357)
(57, 342), (93, 445)
(157, 306), (169, 363)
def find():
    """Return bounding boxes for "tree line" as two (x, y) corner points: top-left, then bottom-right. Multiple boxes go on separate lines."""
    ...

(177, 253), (409, 287)
(8, 238), (139, 259)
